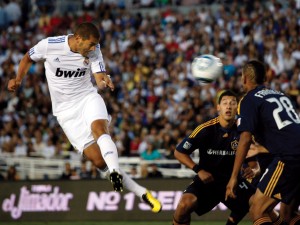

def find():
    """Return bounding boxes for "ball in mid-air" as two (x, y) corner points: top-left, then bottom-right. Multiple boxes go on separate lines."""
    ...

(191, 54), (223, 83)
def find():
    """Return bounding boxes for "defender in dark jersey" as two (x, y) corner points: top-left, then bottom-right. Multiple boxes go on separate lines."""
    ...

(245, 144), (300, 225)
(226, 60), (300, 225)
(172, 90), (258, 225)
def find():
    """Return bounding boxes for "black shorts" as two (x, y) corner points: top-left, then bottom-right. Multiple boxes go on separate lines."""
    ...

(184, 176), (255, 216)
(257, 156), (300, 204)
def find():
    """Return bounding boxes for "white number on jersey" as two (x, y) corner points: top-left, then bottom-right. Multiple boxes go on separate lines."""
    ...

(267, 96), (300, 130)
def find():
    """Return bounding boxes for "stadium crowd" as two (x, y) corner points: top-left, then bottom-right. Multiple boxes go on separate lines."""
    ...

(0, 0), (300, 179)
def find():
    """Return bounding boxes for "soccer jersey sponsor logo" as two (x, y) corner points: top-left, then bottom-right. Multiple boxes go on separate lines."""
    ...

(183, 141), (192, 150)
(55, 68), (87, 78)
(207, 149), (235, 155)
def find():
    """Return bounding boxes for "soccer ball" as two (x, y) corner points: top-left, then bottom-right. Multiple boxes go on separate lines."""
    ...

(191, 54), (223, 83)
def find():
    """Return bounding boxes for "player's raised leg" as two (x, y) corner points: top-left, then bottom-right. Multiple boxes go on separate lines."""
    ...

(83, 143), (162, 212)
(83, 140), (123, 192)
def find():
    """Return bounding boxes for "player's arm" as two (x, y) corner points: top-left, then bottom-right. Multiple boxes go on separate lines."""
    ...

(174, 149), (214, 183)
(226, 131), (252, 199)
(7, 52), (33, 92)
(174, 150), (196, 170)
(92, 46), (114, 91)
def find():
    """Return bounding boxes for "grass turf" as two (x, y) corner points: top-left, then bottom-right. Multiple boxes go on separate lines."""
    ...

(1, 221), (253, 225)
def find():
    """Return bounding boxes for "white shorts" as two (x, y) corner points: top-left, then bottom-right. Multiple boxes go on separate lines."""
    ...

(56, 93), (109, 154)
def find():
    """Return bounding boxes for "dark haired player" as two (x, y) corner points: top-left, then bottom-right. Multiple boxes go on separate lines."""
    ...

(7, 22), (161, 213)
(226, 60), (300, 225)
(172, 90), (259, 225)
(246, 143), (300, 225)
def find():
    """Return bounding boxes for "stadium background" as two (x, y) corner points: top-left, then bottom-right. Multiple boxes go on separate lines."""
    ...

(0, 0), (299, 223)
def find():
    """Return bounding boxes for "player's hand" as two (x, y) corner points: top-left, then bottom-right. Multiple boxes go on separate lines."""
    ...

(246, 143), (269, 158)
(94, 73), (114, 91)
(101, 74), (114, 91)
(241, 166), (256, 179)
(225, 177), (237, 200)
(198, 170), (214, 184)
(7, 78), (21, 92)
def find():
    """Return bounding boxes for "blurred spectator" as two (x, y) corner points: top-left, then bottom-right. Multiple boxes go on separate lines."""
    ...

(13, 134), (27, 157)
(140, 142), (162, 160)
(60, 162), (72, 180)
(70, 168), (80, 180)
(130, 136), (141, 156)
(32, 130), (46, 156)
(4, 0), (22, 24)
(0, 2), (8, 29)
(90, 164), (101, 179)
(79, 160), (91, 179)
(6, 165), (20, 181)
(140, 164), (149, 178)
(129, 166), (141, 179)
(0, 172), (5, 181)
(42, 139), (56, 159)
(147, 164), (163, 178)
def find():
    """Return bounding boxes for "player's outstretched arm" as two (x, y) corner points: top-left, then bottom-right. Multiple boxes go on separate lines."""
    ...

(7, 52), (33, 92)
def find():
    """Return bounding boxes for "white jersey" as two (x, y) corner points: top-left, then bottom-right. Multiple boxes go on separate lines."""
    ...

(28, 35), (106, 116)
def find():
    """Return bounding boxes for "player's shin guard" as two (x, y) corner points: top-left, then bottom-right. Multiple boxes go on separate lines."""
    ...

(97, 134), (120, 173)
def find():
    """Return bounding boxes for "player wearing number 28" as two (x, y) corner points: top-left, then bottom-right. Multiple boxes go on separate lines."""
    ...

(226, 60), (300, 225)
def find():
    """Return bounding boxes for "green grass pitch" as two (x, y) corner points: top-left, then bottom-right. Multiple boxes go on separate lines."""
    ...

(1, 221), (252, 225)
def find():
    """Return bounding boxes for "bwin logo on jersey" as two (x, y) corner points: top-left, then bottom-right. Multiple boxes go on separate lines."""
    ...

(183, 141), (192, 150)
(55, 68), (87, 78)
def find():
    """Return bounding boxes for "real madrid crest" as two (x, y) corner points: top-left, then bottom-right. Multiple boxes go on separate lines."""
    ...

(231, 140), (238, 151)
(83, 57), (89, 66)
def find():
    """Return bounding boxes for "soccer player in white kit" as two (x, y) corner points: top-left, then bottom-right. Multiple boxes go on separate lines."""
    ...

(7, 22), (162, 213)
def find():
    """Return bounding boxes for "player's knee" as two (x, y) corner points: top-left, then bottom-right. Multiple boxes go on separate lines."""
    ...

(176, 201), (190, 215)
(176, 196), (197, 215)
(249, 201), (262, 220)
(91, 120), (109, 138)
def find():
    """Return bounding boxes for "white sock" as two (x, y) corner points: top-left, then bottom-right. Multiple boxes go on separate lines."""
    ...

(119, 168), (146, 198)
(97, 134), (120, 173)
(98, 167), (108, 179)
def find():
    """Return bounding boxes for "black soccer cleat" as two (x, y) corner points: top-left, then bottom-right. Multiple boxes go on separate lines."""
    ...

(109, 170), (123, 192)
